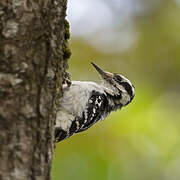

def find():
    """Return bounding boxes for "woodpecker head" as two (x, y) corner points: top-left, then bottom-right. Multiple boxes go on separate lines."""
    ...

(91, 62), (135, 107)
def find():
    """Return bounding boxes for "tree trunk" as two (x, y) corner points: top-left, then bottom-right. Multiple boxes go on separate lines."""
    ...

(0, 0), (70, 179)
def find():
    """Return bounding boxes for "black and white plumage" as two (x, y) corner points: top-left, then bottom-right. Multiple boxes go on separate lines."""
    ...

(55, 62), (135, 142)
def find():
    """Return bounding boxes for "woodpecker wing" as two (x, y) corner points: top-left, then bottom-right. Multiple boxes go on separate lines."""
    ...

(76, 90), (109, 133)
(55, 81), (107, 142)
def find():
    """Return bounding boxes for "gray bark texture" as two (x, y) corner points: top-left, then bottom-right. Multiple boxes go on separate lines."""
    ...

(0, 0), (71, 179)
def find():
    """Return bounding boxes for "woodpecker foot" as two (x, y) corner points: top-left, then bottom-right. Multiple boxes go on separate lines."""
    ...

(63, 72), (72, 87)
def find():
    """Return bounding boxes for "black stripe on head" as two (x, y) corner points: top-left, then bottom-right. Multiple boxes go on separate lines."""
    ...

(113, 74), (122, 83)
(121, 82), (133, 97)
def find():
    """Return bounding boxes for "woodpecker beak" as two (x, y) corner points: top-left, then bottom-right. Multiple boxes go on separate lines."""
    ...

(91, 62), (114, 80)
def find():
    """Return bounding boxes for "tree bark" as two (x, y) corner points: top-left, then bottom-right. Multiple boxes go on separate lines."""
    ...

(0, 0), (70, 179)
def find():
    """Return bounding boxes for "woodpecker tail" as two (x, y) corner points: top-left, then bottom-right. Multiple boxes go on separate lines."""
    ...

(55, 127), (68, 142)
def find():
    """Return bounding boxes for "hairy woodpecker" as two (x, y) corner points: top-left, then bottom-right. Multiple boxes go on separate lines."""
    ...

(55, 62), (135, 142)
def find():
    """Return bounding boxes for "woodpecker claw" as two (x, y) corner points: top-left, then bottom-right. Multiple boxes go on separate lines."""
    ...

(63, 72), (72, 87)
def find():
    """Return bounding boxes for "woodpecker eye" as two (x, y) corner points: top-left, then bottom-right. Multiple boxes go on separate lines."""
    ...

(113, 74), (122, 83)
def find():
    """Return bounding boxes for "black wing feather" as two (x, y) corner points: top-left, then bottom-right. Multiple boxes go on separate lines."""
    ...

(76, 90), (108, 133)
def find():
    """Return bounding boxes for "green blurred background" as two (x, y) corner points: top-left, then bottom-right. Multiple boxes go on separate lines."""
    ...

(52, 0), (180, 179)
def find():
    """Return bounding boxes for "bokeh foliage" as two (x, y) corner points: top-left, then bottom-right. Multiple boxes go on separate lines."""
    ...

(52, 1), (180, 179)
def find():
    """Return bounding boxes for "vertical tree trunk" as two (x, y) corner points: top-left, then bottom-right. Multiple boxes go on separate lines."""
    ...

(0, 0), (70, 179)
